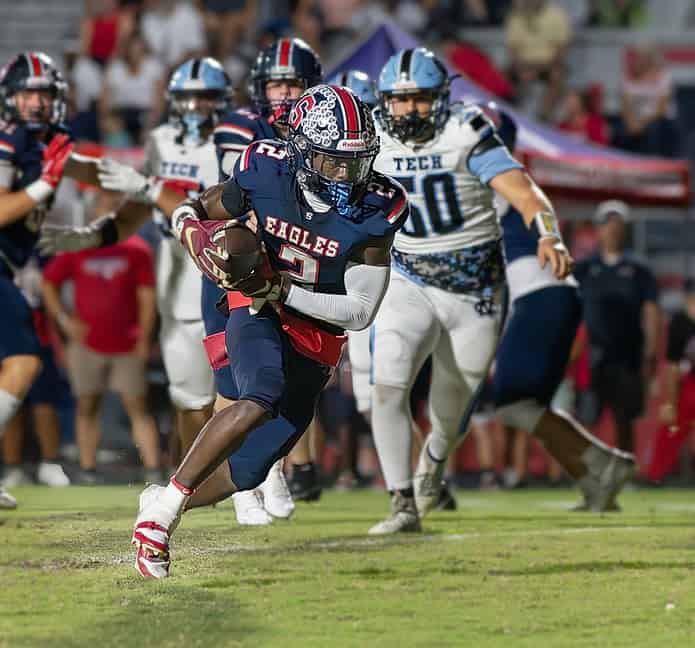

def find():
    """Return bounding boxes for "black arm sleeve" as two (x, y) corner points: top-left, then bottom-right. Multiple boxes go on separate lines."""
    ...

(221, 178), (250, 218)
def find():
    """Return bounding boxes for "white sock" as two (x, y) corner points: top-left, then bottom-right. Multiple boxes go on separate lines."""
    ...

(371, 384), (413, 491)
(0, 389), (21, 437)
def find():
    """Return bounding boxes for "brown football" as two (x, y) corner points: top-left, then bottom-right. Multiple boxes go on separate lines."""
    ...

(221, 224), (261, 281)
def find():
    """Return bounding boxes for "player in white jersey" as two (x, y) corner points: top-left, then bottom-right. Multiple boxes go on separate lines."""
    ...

(40, 58), (294, 524)
(367, 48), (573, 534)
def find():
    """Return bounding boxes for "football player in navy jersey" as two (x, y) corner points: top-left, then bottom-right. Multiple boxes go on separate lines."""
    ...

(484, 102), (635, 511)
(212, 37), (325, 502)
(0, 52), (74, 508)
(127, 84), (408, 578)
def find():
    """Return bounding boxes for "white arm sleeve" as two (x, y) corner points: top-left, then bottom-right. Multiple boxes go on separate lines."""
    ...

(284, 263), (390, 331)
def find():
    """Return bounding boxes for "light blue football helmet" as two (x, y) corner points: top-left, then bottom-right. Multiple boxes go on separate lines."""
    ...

(167, 57), (231, 144)
(377, 47), (450, 142)
(328, 70), (377, 108)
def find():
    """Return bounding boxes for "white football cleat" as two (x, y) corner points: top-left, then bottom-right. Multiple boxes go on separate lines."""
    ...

(259, 459), (294, 519)
(37, 462), (71, 487)
(368, 492), (421, 535)
(413, 438), (447, 518)
(0, 487), (17, 509)
(131, 484), (180, 579)
(575, 450), (636, 512)
(232, 489), (273, 525)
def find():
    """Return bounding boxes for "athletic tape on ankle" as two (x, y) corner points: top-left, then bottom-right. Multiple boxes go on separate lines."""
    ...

(170, 476), (193, 496)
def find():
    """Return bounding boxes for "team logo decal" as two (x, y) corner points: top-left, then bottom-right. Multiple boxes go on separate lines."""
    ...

(290, 88), (339, 147)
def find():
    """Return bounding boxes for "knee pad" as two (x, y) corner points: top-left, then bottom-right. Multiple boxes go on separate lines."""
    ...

(496, 399), (545, 434)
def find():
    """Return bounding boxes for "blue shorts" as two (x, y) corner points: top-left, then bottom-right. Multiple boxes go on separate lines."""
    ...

(491, 285), (581, 407)
(201, 275), (234, 396)
(0, 270), (41, 361)
(223, 304), (331, 490)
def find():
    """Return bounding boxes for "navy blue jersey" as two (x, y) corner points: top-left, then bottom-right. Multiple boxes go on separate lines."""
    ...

(500, 205), (536, 263)
(0, 121), (70, 270)
(229, 139), (408, 324)
(214, 108), (277, 182)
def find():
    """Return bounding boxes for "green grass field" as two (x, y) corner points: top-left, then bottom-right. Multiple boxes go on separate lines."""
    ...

(2, 486), (695, 648)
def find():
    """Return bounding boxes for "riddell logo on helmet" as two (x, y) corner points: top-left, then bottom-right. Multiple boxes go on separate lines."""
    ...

(336, 139), (371, 151)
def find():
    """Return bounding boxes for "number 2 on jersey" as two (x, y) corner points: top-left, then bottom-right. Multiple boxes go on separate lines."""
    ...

(395, 172), (464, 237)
(278, 243), (318, 284)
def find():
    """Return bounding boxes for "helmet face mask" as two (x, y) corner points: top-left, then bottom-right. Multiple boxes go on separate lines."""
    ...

(288, 84), (379, 216)
(0, 52), (67, 131)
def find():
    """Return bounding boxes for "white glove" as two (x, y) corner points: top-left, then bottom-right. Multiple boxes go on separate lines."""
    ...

(38, 214), (117, 255)
(97, 158), (163, 204)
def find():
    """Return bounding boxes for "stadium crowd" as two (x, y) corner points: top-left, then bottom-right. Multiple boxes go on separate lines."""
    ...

(2, 0), (695, 500)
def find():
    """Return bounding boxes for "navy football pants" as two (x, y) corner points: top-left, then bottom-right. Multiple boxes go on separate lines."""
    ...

(220, 302), (330, 491)
(491, 285), (582, 407)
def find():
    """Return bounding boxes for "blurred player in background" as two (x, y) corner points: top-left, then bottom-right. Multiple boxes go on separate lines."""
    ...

(2, 254), (70, 488)
(0, 52), (75, 507)
(130, 83), (408, 578)
(483, 101), (635, 511)
(367, 48), (572, 535)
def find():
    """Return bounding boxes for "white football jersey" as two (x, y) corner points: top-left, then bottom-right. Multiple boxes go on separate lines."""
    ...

(144, 124), (220, 321)
(373, 104), (512, 255)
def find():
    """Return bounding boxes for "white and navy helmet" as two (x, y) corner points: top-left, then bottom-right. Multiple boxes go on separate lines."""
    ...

(167, 57), (231, 143)
(288, 84), (379, 215)
(328, 70), (377, 108)
(0, 52), (67, 130)
(377, 47), (450, 142)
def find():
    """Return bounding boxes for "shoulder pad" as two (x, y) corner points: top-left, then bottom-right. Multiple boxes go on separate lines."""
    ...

(361, 172), (409, 237)
(233, 139), (289, 190)
(449, 103), (494, 138)
(215, 108), (266, 150)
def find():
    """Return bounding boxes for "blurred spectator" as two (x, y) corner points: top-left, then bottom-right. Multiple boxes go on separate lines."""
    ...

(41, 235), (161, 484)
(573, 200), (661, 453)
(505, 0), (572, 120)
(557, 87), (609, 145)
(64, 47), (103, 142)
(615, 45), (679, 157)
(100, 32), (166, 144)
(1, 257), (71, 488)
(587, 0), (648, 28)
(140, 0), (207, 69)
(80, 0), (136, 66)
(419, 0), (513, 31)
(202, 0), (256, 60)
(101, 111), (133, 147)
(648, 278), (695, 481)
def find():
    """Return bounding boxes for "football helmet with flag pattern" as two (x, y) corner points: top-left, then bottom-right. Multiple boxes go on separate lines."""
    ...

(0, 52), (67, 130)
(287, 84), (379, 216)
